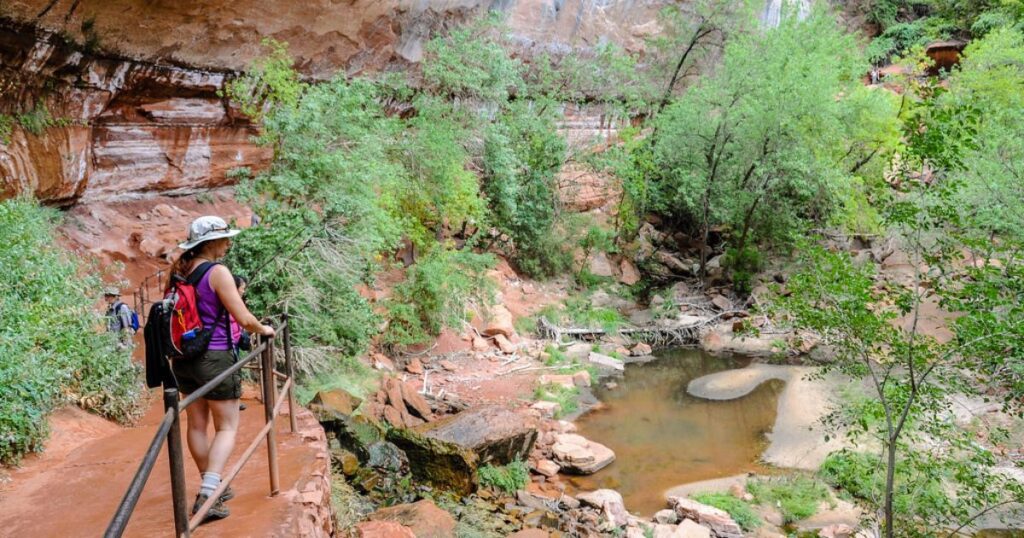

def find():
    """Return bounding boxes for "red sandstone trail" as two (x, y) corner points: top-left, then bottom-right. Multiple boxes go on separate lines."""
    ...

(0, 390), (331, 537)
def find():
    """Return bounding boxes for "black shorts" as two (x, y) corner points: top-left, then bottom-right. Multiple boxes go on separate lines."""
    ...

(171, 349), (241, 400)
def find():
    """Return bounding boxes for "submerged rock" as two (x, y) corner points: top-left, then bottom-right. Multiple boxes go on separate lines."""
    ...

(588, 351), (625, 371)
(551, 433), (615, 474)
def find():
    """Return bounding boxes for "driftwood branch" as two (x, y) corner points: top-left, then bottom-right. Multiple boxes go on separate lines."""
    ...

(536, 313), (735, 347)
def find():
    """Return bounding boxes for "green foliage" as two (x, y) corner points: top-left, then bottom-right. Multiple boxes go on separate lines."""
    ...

(747, 475), (830, 524)
(0, 198), (142, 464)
(223, 38), (307, 124)
(690, 493), (761, 531)
(819, 450), (949, 518)
(384, 249), (496, 346)
(0, 114), (13, 144)
(477, 460), (529, 493)
(648, 11), (900, 287)
(534, 383), (580, 418)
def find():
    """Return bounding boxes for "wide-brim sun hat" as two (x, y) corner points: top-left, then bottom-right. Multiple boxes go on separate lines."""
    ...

(178, 215), (241, 250)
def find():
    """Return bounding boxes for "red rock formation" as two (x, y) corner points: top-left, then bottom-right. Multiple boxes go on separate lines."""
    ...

(0, 21), (272, 204)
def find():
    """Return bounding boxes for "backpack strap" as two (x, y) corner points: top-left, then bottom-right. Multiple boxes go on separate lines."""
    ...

(185, 261), (220, 286)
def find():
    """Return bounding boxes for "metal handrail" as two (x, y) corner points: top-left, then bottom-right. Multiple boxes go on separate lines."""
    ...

(104, 315), (297, 538)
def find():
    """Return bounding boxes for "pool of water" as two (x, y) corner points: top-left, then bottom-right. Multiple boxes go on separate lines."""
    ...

(569, 348), (785, 515)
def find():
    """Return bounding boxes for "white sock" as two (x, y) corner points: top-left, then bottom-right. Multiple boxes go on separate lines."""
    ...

(199, 472), (221, 497)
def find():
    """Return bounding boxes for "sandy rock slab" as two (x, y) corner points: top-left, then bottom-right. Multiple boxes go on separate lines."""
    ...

(551, 433), (615, 474)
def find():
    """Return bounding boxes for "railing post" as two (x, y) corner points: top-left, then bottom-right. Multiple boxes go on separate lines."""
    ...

(283, 313), (297, 433)
(261, 336), (280, 495)
(163, 388), (190, 538)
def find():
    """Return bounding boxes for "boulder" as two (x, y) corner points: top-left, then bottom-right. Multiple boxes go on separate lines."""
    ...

(368, 500), (457, 538)
(654, 509), (679, 524)
(494, 333), (516, 354)
(366, 441), (409, 474)
(531, 401), (561, 418)
(309, 388), (362, 420)
(655, 251), (697, 276)
(588, 351), (625, 371)
(551, 433), (616, 474)
(472, 335), (490, 351)
(619, 259), (641, 285)
(534, 459), (560, 477)
(578, 489), (628, 528)
(483, 305), (515, 338)
(387, 406), (537, 495)
(353, 520), (416, 537)
(372, 353), (395, 371)
(677, 519), (712, 538)
(668, 497), (743, 538)
(573, 370), (592, 388)
(439, 359), (457, 371)
(710, 295), (732, 311)
(564, 342), (593, 359)
(630, 342), (653, 356)
(588, 251), (615, 278)
(400, 382), (433, 422)
(406, 357), (424, 374)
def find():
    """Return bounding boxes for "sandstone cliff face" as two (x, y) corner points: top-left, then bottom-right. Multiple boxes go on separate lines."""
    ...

(5, 0), (664, 77)
(1, 0), (666, 203)
(0, 21), (273, 204)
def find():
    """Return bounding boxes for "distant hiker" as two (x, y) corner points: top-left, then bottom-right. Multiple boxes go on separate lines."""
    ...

(104, 287), (137, 348)
(870, 66), (880, 85)
(166, 216), (274, 523)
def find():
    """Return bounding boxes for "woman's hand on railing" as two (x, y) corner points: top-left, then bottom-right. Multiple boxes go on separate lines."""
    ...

(258, 324), (276, 338)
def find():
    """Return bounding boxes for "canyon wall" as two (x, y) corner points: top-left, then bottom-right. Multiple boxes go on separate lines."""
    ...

(0, 0), (666, 204)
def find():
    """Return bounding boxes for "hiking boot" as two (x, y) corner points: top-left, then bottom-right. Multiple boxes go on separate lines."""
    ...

(191, 493), (230, 523)
(219, 485), (234, 503)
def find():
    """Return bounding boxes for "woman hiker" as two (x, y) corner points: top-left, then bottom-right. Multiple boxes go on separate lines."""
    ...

(168, 216), (275, 522)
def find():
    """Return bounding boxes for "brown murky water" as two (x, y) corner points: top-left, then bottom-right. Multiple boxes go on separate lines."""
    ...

(571, 348), (785, 515)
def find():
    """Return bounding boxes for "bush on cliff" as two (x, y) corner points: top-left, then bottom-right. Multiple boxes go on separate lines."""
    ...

(0, 197), (143, 464)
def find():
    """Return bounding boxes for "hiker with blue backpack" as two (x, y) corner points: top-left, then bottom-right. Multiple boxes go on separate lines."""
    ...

(147, 215), (274, 524)
(104, 287), (138, 348)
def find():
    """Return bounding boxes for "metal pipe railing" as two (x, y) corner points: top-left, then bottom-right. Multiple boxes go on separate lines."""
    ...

(104, 319), (293, 538)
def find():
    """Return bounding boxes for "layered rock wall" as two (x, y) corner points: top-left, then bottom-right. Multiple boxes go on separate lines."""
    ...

(0, 21), (272, 204)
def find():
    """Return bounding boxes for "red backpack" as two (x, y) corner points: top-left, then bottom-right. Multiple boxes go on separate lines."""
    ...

(145, 262), (226, 363)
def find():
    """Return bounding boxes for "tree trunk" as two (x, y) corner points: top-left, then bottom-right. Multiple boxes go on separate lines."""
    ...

(884, 439), (896, 538)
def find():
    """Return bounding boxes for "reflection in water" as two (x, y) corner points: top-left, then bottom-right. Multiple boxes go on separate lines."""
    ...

(571, 349), (784, 515)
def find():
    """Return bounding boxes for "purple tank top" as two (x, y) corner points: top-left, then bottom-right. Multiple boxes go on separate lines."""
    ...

(196, 267), (232, 351)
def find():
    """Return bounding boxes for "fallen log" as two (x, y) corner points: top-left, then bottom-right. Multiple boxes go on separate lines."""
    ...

(537, 311), (740, 348)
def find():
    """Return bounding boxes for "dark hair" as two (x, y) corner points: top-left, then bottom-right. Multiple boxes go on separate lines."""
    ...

(234, 275), (247, 288)
(168, 247), (198, 291)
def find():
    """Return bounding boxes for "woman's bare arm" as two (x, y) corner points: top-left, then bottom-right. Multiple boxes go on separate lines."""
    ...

(208, 265), (274, 336)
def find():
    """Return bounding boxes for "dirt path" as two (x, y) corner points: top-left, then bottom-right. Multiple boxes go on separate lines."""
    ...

(0, 391), (327, 537)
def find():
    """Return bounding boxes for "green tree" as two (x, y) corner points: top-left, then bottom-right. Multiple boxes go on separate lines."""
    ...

(781, 179), (1024, 537)
(652, 11), (900, 287)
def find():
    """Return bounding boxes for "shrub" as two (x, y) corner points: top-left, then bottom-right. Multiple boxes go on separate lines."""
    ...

(477, 460), (529, 493)
(0, 198), (143, 464)
(534, 383), (580, 418)
(384, 248), (496, 347)
(691, 493), (761, 531)
(747, 475), (830, 524)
